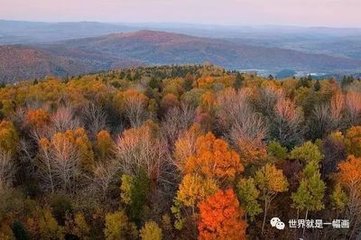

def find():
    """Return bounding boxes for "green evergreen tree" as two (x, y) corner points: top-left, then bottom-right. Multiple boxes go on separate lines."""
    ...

(11, 220), (29, 240)
(291, 161), (325, 221)
(237, 178), (262, 221)
(314, 80), (321, 91)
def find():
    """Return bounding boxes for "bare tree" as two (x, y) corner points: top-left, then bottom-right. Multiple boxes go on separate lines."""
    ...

(345, 91), (361, 125)
(255, 86), (284, 118)
(37, 139), (56, 193)
(82, 103), (107, 138)
(18, 138), (36, 165)
(119, 90), (149, 128)
(307, 104), (333, 139)
(217, 88), (267, 148)
(173, 125), (202, 171)
(229, 112), (267, 145)
(161, 103), (195, 146)
(16, 138), (39, 183)
(322, 134), (346, 178)
(51, 136), (81, 192)
(51, 106), (81, 133)
(13, 105), (51, 140)
(216, 88), (250, 130)
(0, 150), (15, 189)
(93, 161), (119, 198)
(330, 91), (345, 127)
(10, 107), (27, 131)
(37, 136), (81, 193)
(115, 125), (167, 184)
(271, 97), (304, 148)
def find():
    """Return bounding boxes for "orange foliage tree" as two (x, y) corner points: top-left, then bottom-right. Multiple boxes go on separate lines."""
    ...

(95, 130), (115, 161)
(200, 91), (216, 113)
(160, 93), (180, 112)
(26, 108), (51, 129)
(196, 91), (217, 130)
(70, 128), (95, 172)
(194, 76), (215, 89)
(338, 155), (361, 188)
(198, 189), (247, 240)
(337, 155), (361, 238)
(237, 138), (267, 165)
(184, 132), (244, 182)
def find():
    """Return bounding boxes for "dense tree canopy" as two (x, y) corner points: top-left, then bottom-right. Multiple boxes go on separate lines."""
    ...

(1, 65), (361, 239)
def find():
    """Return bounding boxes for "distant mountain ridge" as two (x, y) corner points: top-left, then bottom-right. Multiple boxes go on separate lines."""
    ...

(1, 30), (361, 82)
(0, 20), (138, 44)
(2, 20), (361, 60)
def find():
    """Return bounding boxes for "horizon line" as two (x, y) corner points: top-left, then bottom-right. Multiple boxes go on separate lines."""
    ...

(1, 18), (361, 30)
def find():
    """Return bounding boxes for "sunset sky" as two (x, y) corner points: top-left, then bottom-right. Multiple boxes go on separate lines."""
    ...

(1, 0), (360, 27)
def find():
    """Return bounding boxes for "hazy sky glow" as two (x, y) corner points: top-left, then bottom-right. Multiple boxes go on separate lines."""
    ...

(1, 0), (360, 27)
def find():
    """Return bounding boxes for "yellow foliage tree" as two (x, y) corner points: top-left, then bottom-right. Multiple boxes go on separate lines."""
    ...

(140, 221), (163, 240)
(38, 208), (64, 240)
(104, 210), (137, 240)
(120, 174), (134, 205)
(176, 174), (219, 208)
(73, 212), (91, 239)
(345, 126), (361, 157)
(0, 120), (19, 155)
(255, 163), (288, 233)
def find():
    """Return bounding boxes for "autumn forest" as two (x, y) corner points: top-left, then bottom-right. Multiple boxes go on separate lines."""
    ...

(1, 65), (361, 240)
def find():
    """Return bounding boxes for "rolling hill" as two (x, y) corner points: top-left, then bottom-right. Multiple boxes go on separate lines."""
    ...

(1, 30), (361, 82)
(0, 45), (98, 82)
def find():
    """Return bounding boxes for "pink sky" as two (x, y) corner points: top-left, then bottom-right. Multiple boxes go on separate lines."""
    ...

(1, 0), (360, 27)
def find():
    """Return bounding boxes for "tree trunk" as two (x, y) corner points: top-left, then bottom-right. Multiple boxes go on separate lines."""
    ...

(302, 209), (309, 237)
(296, 208), (300, 220)
(262, 199), (268, 234)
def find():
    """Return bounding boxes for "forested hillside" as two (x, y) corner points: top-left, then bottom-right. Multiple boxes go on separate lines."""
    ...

(1, 65), (361, 239)
(2, 30), (361, 83)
